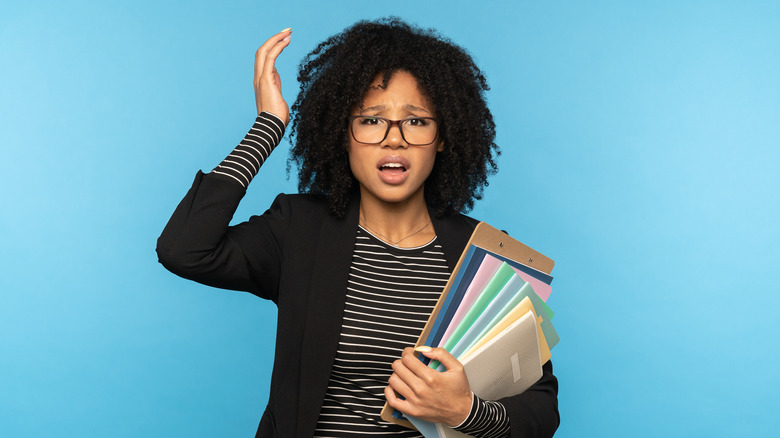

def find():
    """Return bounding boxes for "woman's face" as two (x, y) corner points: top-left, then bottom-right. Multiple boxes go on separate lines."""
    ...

(347, 70), (443, 208)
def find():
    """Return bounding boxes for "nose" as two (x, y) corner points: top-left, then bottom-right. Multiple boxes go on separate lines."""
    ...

(383, 122), (408, 149)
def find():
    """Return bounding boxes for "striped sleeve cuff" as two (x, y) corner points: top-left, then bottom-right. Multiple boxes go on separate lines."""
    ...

(211, 111), (286, 187)
(451, 393), (510, 438)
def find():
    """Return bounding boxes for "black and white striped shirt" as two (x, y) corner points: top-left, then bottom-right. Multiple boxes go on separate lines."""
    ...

(211, 113), (510, 437)
(315, 227), (449, 436)
(313, 228), (509, 438)
(212, 112), (285, 187)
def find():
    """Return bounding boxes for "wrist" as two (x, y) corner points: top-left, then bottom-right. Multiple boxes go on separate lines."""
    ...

(260, 110), (286, 127)
(445, 391), (474, 427)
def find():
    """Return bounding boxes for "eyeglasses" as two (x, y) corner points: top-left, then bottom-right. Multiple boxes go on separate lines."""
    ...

(349, 116), (439, 146)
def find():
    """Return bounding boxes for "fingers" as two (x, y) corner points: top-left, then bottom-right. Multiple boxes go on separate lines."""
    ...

(262, 31), (292, 80)
(254, 29), (292, 84)
(385, 384), (429, 419)
(387, 365), (415, 400)
(388, 347), (448, 401)
(384, 385), (413, 414)
(386, 347), (473, 425)
(387, 359), (425, 418)
(418, 347), (464, 372)
(253, 28), (292, 123)
(389, 348), (429, 396)
(401, 347), (439, 379)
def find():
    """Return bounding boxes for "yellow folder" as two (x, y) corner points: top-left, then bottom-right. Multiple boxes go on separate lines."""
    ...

(460, 295), (551, 364)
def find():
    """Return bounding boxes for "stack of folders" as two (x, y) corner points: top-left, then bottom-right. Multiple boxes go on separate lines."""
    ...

(380, 222), (558, 438)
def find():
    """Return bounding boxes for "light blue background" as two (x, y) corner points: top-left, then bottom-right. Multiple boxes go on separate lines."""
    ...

(2, 1), (778, 436)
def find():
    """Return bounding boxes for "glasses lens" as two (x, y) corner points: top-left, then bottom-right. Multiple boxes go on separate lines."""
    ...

(401, 118), (437, 145)
(352, 117), (388, 144)
(351, 116), (438, 145)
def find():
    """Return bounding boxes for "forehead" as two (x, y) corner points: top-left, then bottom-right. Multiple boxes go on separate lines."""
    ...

(359, 70), (433, 111)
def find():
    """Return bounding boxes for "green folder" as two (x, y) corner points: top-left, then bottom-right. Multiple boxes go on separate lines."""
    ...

(429, 262), (515, 369)
(464, 280), (558, 356)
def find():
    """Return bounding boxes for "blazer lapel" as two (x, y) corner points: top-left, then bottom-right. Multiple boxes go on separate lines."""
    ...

(430, 208), (478, 272)
(295, 196), (360, 437)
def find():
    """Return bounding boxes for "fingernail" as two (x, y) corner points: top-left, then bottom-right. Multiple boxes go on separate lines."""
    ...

(280, 28), (292, 33)
(414, 346), (432, 353)
(282, 35), (291, 42)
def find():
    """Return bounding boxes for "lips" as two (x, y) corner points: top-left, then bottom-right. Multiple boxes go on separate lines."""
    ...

(380, 162), (406, 173)
(376, 156), (411, 185)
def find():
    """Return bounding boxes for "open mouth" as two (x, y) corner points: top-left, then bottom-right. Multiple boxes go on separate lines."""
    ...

(379, 162), (407, 174)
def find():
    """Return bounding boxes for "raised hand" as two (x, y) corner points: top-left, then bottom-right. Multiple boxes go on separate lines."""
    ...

(254, 29), (292, 125)
(385, 346), (473, 426)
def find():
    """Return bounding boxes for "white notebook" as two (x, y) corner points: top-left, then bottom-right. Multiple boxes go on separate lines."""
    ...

(408, 310), (543, 437)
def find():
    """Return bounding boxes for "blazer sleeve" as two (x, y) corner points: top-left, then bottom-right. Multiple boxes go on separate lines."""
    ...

(498, 360), (559, 437)
(156, 170), (290, 302)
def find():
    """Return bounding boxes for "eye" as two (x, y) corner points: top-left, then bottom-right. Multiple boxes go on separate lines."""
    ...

(359, 116), (383, 126)
(404, 118), (429, 127)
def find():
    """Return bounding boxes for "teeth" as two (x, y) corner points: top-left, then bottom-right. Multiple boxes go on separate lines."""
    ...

(383, 163), (403, 168)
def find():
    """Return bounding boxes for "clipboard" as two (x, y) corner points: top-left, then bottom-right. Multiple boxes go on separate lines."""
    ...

(380, 222), (554, 429)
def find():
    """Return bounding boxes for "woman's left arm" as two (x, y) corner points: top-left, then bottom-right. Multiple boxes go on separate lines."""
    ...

(385, 347), (559, 438)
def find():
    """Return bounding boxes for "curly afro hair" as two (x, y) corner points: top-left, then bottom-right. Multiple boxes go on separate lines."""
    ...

(289, 17), (499, 217)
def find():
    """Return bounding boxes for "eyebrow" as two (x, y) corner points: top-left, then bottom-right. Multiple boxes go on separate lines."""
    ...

(359, 104), (433, 115)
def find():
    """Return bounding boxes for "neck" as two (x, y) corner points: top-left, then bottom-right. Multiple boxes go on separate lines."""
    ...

(358, 189), (435, 248)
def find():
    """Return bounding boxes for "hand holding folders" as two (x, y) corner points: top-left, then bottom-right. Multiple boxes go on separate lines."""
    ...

(381, 222), (559, 437)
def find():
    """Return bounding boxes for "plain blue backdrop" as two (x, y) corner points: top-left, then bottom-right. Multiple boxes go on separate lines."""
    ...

(2, 1), (778, 436)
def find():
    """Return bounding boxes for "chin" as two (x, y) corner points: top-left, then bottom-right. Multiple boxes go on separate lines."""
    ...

(374, 188), (424, 205)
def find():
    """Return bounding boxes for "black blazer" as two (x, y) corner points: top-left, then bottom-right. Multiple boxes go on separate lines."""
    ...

(157, 171), (559, 438)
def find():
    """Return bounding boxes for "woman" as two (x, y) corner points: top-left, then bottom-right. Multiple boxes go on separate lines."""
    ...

(157, 18), (558, 438)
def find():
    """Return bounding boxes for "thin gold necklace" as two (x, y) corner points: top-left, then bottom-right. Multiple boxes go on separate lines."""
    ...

(359, 215), (432, 248)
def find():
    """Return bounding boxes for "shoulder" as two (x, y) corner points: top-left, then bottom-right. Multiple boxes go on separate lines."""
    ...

(434, 210), (480, 236)
(255, 193), (335, 233)
(431, 211), (480, 269)
(455, 212), (480, 229)
(265, 192), (330, 216)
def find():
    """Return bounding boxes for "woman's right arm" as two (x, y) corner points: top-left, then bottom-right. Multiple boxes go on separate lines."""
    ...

(156, 30), (293, 300)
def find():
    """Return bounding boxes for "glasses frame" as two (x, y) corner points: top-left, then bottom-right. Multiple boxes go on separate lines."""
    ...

(348, 115), (439, 146)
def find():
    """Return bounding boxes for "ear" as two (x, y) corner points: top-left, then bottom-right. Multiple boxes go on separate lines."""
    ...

(436, 139), (444, 152)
